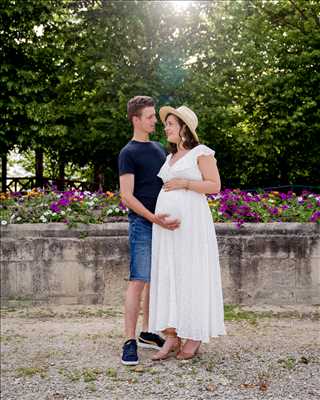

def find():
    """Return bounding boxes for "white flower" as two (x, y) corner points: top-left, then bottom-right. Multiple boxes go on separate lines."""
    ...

(1, 220), (8, 225)
(115, 207), (120, 213)
(67, 208), (72, 212)
(268, 199), (274, 203)
(298, 196), (303, 202)
(40, 216), (47, 223)
(88, 201), (94, 207)
(60, 211), (65, 215)
(308, 194), (314, 198)
(107, 209), (113, 215)
(17, 217), (22, 222)
(218, 211), (223, 216)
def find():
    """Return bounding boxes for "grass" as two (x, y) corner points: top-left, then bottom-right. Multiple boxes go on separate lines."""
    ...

(2, 304), (318, 322)
(0, 306), (122, 319)
(106, 368), (118, 378)
(205, 360), (216, 372)
(59, 367), (103, 382)
(76, 308), (121, 318)
(224, 304), (273, 324)
(16, 366), (47, 378)
(277, 356), (296, 370)
(0, 334), (27, 343)
(82, 368), (103, 382)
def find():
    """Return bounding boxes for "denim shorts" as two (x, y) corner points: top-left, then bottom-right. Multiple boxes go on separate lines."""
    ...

(128, 214), (152, 282)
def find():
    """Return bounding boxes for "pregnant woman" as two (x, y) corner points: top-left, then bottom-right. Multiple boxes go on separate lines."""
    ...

(149, 105), (225, 360)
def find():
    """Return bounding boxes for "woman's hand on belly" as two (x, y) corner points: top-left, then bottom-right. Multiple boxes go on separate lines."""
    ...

(163, 179), (187, 191)
(153, 213), (181, 231)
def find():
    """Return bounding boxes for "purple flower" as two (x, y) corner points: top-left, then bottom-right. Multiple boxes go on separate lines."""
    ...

(219, 204), (228, 213)
(238, 205), (251, 215)
(119, 200), (128, 211)
(50, 203), (60, 213)
(310, 211), (320, 223)
(58, 198), (70, 207)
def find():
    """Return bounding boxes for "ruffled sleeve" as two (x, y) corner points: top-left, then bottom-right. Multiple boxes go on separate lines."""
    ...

(157, 155), (170, 181)
(193, 144), (216, 160)
(157, 168), (165, 180)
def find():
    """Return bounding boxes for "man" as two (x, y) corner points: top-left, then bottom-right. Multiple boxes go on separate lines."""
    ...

(118, 96), (180, 365)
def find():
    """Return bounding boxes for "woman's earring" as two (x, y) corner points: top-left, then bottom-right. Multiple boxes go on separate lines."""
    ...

(182, 136), (186, 142)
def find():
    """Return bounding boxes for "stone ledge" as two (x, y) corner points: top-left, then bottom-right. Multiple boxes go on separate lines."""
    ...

(1, 222), (319, 238)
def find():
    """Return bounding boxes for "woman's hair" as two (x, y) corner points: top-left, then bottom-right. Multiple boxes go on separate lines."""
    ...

(166, 113), (199, 154)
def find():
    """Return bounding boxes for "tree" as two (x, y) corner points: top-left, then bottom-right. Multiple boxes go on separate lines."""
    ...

(2, 0), (319, 191)
(179, 0), (320, 188)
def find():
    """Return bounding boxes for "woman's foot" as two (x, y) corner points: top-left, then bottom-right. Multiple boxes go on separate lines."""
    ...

(176, 340), (201, 360)
(151, 336), (181, 361)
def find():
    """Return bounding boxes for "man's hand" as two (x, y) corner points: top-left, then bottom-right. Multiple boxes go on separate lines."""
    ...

(153, 213), (180, 230)
(163, 179), (187, 192)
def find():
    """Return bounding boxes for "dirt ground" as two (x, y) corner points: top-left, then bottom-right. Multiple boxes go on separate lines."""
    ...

(1, 304), (319, 400)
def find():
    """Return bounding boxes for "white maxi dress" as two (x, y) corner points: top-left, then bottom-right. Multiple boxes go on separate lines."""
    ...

(149, 144), (225, 343)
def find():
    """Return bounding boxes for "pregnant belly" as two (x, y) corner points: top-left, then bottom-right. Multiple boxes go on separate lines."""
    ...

(156, 189), (183, 220)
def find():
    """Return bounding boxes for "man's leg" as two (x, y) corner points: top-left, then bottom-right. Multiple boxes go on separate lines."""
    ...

(142, 283), (150, 332)
(137, 283), (165, 350)
(124, 280), (146, 339)
(122, 215), (149, 365)
(121, 280), (145, 365)
(122, 214), (163, 363)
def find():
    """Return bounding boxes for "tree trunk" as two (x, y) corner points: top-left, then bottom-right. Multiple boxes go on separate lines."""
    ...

(1, 153), (7, 193)
(93, 164), (104, 192)
(279, 157), (289, 186)
(35, 149), (44, 188)
(57, 158), (65, 191)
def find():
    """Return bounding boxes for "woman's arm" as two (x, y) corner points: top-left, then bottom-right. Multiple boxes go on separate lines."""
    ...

(163, 154), (221, 194)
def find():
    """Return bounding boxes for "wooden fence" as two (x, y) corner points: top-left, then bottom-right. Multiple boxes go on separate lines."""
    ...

(4, 177), (92, 193)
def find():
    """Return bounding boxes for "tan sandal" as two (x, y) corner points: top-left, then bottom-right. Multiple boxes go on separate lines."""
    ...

(151, 333), (181, 361)
(176, 340), (201, 360)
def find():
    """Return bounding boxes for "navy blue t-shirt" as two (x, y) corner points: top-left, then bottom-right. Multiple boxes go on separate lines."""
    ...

(118, 140), (166, 215)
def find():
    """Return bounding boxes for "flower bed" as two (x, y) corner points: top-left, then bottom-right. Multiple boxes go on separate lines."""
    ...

(0, 188), (319, 227)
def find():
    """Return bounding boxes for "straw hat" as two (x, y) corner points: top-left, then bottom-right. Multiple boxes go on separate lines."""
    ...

(159, 105), (199, 142)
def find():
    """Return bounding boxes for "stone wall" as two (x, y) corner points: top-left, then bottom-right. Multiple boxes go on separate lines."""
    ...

(1, 223), (319, 306)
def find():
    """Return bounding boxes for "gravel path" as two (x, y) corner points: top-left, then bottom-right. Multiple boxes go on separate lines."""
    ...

(1, 305), (319, 400)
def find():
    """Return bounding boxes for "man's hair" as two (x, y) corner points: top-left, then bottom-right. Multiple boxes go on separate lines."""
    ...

(127, 96), (155, 123)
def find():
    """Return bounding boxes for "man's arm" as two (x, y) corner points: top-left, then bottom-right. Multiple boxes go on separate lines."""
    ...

(120, 174), (180, 230)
